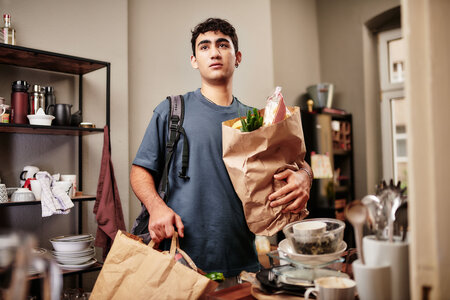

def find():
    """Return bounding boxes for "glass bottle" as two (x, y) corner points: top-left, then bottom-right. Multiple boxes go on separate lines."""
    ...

(1, 14), (16, 45)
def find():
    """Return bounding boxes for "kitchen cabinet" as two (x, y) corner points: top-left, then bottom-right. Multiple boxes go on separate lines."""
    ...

(0, 43), (110, 287)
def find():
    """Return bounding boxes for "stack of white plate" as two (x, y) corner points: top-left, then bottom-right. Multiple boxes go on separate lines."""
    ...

(50, 234), (96, 270)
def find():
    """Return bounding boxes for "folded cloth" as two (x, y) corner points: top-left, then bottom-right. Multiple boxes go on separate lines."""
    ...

(36, 171), (74, 217)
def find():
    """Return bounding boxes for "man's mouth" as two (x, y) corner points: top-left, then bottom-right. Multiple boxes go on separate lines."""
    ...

(209, 63), (223, 68)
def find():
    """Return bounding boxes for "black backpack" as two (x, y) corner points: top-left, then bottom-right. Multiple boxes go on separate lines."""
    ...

(131, 95), (189, 243)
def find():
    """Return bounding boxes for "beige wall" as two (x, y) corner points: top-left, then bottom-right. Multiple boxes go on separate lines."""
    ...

(270, 0), (321, 105)
(316, 0), (400, 198)
(0, 0), (129, 233)
(128, 0), (277, 224)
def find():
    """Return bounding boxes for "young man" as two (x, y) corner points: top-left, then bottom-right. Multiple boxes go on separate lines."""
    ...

(130, 18), (312, 278)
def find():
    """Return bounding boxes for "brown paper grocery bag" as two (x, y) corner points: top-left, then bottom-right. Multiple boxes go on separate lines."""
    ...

(222, 106), (307, 236)
(90, 230), (218, 300)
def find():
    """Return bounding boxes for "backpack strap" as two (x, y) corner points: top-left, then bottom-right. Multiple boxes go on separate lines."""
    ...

(157, 95), (189, 201)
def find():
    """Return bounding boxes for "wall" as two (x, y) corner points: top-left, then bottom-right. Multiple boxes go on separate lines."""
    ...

(128, 0), (276, 224)
(316, 0), (400, 198)
(0, 0), (129, 239)
(270, 0), (321, 105)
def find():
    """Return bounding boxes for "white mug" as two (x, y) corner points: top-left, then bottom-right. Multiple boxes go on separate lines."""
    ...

(0, 184), (8, 203)
(30, 180), (42, 201)
(53, 181), (73, 198)
(60, 174), (77, 197)
(352, 259), (391, 300)
(363, 235), (409, 300)
(304, 276), (356, 300)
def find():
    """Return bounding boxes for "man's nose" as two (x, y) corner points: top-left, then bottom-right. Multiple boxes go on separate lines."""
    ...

(210, 46), (221, 58)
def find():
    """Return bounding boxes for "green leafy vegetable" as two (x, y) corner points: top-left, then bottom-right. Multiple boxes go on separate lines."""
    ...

(205, 272), (225, 282)
(239, 108), (264, 132)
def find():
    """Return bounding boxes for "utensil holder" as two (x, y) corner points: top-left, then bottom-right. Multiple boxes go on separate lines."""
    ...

(363, 235), (409, 300)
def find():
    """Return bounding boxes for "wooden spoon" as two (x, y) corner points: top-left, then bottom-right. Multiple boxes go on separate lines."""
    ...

(345, 200), (368, 264)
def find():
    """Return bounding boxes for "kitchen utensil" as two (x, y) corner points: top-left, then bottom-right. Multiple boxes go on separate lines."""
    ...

(361, 194), (380, 234)
(395, 202), (408, 241)
(46, 103), (72, 126)
(363, 235), (410, 300)
(11, 80), (29, 124)
(389, 195), (403, 242)
(283, 218), (345, 255)
(352, 259), (392, 300)
(27, 107), (55, 126)
(345, 200), (367, 264)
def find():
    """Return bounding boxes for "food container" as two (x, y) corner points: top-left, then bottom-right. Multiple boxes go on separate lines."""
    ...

(283, 218), (345, 255)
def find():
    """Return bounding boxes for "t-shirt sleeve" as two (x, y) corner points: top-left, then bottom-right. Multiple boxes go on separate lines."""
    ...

(132, 102), (168, 175)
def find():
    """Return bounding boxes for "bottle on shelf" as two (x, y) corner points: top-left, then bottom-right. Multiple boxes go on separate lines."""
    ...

(1, 14), (16, 45)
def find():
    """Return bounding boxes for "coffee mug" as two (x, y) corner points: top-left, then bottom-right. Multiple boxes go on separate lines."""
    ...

(30, 180), (42, 201)
(53, 181), (73, 198)
(60, 174), (77, 197)
(304, 276), (356, 300)
(0, 184), (8, 203)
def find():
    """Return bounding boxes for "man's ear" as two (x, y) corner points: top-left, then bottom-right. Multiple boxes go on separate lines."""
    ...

(235, 51), (242, 66)
(190, 55), (198, 69)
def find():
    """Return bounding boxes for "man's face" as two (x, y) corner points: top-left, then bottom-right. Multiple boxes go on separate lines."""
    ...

(191, 31), (241, 85)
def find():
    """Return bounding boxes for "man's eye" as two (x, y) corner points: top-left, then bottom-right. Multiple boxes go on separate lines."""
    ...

(200, 45), (208, 50)
(219, 43), (229, 48)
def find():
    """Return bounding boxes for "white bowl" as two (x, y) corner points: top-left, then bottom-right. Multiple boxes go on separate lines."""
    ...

(54, 254), (95, 265)
(50, 235), (94, 252)
(27, 114), (55, 126)
(11, 188), (36, 202)
(278, 238), (347, 266)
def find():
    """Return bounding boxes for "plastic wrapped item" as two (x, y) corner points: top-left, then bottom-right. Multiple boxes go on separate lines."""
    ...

(263, 86), (291, 126)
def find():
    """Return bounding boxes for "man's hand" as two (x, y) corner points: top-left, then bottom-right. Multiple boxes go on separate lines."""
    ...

(148, 201), (184, 244)
(268, 169), (311, 213)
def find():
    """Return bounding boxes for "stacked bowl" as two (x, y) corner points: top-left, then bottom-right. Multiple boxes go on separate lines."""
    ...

(279, 218), (347, 266)
(50, 234), (96, 270)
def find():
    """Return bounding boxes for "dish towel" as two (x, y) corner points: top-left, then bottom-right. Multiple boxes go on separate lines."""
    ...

(36, 171), (74, 217)
(94, 125), (126, 259)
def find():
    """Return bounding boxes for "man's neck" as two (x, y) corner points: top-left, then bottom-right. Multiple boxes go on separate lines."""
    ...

(200, 82), (233, 106)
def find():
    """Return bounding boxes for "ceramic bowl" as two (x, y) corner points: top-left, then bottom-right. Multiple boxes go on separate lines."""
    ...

(27, 113), (55, 126)
(50, 234), (94, 252)
(283, 218), (345, 255)
(10, 188), (36, 202)
(278, 239), (347, 266)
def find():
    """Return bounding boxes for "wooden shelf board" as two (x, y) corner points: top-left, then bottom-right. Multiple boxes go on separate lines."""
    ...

(0, 195), (96, 207)
(0, 44), (108, 75)
(0, 123), (103, 136)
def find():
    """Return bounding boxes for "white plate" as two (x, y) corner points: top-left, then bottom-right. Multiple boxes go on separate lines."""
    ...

(278, 239), (347, 266)
(57, 258), (97, 270)
(51, 234), (94, 242)
(52, 246), (95, 257)
(55, 254), (95, 265)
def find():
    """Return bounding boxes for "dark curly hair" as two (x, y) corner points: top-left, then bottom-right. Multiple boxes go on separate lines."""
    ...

(191, 18), (239, 56)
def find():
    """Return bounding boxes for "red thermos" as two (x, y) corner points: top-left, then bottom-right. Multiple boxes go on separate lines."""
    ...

(11, 80), (29, 124)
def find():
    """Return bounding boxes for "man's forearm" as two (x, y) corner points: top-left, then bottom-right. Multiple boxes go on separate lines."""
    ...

(130, 165), (165, 212)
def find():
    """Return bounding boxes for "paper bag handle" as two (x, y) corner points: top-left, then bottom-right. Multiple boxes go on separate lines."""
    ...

(148, 232), (179, 255)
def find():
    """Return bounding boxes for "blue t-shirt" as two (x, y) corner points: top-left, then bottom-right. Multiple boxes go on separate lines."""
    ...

(133, 88), (260, 277)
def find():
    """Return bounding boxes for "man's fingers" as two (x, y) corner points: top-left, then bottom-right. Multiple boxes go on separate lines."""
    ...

(175, 215), (185, 238)
(164, 223), (174, 239)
